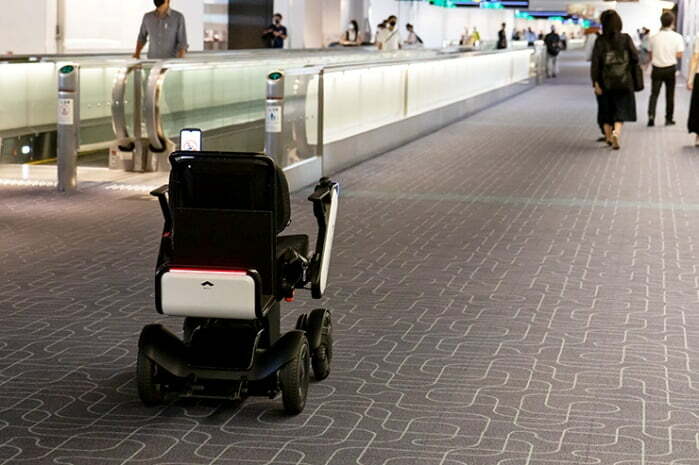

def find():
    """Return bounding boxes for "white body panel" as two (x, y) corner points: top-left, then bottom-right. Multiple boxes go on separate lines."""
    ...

(161, 270), (256, 319)
(319, 186), (339, 296)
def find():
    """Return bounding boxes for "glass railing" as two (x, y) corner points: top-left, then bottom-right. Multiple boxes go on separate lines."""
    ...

(0, 46), (533, 169)
(0, 48), (444, 166)
(267, 48), (538, 173)
(148, 48), (444, 154)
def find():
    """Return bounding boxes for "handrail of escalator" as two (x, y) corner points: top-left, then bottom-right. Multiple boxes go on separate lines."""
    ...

(111, 64), (137, 150)
(145, 62), (169, 152)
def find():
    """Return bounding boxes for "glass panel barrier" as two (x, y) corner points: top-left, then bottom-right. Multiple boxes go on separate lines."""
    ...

(321, 49), (534, 145)
(276, 67), (322, 169)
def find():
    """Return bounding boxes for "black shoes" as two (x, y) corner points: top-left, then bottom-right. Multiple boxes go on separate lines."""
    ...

(596, 136), (607, 142)
(648, 118), (676, 127)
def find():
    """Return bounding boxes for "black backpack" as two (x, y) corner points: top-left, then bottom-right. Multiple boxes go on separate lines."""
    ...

(602, 44), (631, 91)
(546, 35), (561, 56)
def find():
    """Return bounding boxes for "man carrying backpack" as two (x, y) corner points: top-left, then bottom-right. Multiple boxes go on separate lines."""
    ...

(545, 26), (562, 78)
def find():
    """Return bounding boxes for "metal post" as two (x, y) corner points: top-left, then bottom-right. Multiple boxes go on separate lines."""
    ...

(57, 63), (80, 192)
(132, 66), (147, 172)
(265, 71), (285, 164)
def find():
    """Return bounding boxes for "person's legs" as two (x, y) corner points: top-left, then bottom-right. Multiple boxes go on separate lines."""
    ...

(648, 66), (662, 125)
(603, 124), (613, 143)
(596, 94), (606, 141)
(612, 122), (623, 150)
(664, 68), (676, 123)
(546, 54), (553, 77)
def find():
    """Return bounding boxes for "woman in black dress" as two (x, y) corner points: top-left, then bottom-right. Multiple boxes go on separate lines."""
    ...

(590, 10), (639, 150)
(688, 35), (699, 147)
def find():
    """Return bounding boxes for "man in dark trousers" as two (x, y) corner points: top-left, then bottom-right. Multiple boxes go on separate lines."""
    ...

(544, 26), (561, 78)
(647, 12), (684, 126)
(263, 13), (288, 49)
(133, 0), (188, 59)
(497, 23), (507, 50)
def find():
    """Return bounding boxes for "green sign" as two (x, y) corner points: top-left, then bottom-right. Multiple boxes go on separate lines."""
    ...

(268, 72), (283, 81)
(60, 65), (75, 74)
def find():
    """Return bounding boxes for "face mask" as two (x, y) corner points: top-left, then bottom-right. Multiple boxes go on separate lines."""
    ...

(274, 18), (281, 24)
(154, 0), (165, 7)
(389, 21), (396, 27)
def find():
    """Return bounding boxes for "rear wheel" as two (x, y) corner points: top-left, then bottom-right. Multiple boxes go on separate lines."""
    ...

(280, 339), (310, 414)
(136, 348), (164, 406)
(309, 309), (333, 381)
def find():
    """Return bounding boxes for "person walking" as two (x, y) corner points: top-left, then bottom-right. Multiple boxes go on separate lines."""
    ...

(341, 20), (362, 46)
(647, 12), (684, 127)
(133, 0), (188, 59)
(688, 33), (699, 146)
(526, 27), (537, 47)
(404, 24), (423, 49)
(375, 21), (387, 48)
(544, 26), (562, 78)
(379, 16), (401, 51)
(585, 27), (606, 143)
(262, 13), (288, 49)
(470, 27), (481, 48)
(591, 10), (640, 150)
(639, 28), (652, 69)
(497, 23), (507, 50)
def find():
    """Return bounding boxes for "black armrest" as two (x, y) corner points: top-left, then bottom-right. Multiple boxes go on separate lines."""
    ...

(307, 178), (339, 299)
(150, 184), (172, 232)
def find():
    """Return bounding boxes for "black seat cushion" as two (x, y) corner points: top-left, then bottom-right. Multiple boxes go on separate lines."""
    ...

(277, 235), (309, 259)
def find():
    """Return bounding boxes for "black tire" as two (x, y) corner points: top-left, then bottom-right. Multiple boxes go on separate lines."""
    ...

(280, 338), (310, 415)
(310, 310), (333, 381)
(295, 313), (308, 331)
(136, 348), (164, 406)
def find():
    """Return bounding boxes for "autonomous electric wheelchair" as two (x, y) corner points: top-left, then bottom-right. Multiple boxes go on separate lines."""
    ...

(136, 151), (339, 414)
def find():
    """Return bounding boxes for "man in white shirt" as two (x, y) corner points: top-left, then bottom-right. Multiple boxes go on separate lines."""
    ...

(647, 12), (684, 126)
(379, 15), (401, 51)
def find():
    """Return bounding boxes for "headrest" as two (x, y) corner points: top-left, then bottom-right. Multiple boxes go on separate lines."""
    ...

(168, 152), (291, 234)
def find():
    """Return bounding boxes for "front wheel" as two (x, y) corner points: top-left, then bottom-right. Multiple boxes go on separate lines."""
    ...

(280, 338), (310, 414)
(136, 348), (164, 406)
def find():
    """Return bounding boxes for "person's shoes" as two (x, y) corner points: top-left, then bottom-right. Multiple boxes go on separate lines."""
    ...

(666, 119), (676, 126)
(647, 118), (655, 127)
(596, 136), (607, 142)
(611, 131), (620, 150)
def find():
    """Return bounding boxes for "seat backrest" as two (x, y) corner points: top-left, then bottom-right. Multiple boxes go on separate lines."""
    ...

(167, 151), (290, 295)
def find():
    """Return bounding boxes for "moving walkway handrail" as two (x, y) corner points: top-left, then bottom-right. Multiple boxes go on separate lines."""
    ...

(142, 47), (537, 156)
(112, 63), (141, 150)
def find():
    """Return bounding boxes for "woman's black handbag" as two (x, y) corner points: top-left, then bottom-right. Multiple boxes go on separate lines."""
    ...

(632, 63), (644, 92)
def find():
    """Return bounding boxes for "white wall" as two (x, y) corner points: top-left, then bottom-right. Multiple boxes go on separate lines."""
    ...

(62, 0), (204, 54)
(614, 0), (663, 37)
(0, 0), (205, 55)
(0, 0), (56, 55)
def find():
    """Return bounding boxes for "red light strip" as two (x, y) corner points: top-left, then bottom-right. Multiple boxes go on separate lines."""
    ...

(170, 268), (247, 276)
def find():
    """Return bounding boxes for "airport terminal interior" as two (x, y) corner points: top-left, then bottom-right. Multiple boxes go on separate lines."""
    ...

(3, 0), (699, 464)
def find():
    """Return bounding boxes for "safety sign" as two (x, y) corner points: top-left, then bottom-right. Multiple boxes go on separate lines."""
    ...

(266, 105), (282, 133)
(58, 99), (74, 125)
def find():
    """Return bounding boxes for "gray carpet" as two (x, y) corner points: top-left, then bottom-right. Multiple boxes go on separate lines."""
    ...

(2, 51), (699, 464)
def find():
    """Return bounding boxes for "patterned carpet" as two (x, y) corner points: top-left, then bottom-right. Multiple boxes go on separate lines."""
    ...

(2, 51), (699, 465)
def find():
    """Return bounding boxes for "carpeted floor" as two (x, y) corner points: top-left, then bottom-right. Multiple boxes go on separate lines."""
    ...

(2, 50), (699, 465)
